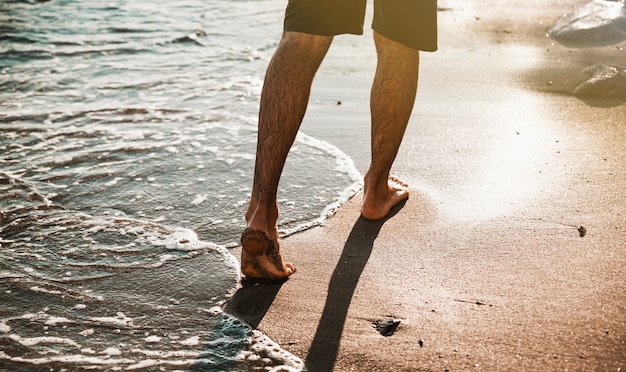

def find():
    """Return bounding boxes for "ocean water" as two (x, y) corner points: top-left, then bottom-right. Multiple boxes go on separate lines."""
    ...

(0, 0), (360, 370)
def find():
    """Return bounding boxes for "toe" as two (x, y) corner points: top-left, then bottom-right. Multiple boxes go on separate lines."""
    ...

(285, 262), (296, 275)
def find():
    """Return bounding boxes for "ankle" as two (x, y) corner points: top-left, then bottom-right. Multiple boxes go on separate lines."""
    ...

(245, 200), (278, 232)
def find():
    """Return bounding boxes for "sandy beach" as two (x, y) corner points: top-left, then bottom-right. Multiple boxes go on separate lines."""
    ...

(226, 0), (626, 370)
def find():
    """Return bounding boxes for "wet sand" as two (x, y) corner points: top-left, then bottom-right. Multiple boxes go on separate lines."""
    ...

(228, 0), (626, 370)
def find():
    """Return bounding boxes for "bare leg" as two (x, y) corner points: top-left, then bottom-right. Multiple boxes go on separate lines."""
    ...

(361, 32), (420, 220)
(242, 32), (332, 280)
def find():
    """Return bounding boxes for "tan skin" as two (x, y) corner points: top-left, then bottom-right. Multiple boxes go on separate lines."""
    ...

(242, 31), (420, 280)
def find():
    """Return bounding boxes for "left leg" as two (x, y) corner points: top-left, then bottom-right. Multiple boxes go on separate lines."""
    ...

(241, 0), (371, 279)
(242, 32), (333, 280)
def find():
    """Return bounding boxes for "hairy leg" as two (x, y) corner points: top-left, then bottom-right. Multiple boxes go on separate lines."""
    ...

(242, 32), (332, 280)
(361, 31), (420, 220)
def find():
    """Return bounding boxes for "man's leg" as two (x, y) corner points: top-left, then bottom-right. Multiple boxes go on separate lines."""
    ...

(361, 31), (420, 220)
(242, 31), (333, 280)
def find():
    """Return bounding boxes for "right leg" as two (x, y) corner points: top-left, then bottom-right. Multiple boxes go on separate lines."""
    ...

(360, 32), (419, 221)
(360, 0), (438, 220)
(242, 31), (332, 280)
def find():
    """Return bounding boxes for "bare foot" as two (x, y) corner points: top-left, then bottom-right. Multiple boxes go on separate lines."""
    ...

(240, 228), (295, 280)
(360, 174), (409, 220)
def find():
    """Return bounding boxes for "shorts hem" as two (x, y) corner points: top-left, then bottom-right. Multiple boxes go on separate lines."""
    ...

(283, 24), (364, 37)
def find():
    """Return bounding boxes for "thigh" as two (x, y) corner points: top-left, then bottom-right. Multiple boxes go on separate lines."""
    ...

(373, 0), (438, 51)
(284, 0), (367, 36)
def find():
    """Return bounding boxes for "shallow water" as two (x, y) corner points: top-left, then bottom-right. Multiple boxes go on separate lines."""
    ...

(0, 0), (360, 370)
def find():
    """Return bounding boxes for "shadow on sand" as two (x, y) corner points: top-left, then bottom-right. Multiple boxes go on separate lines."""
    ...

(305, 199), (406, 371)
(224, 276), (286, 328)
(223, 199), (406, 371)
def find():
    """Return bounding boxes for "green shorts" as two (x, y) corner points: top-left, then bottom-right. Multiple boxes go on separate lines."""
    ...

(283, 0), (438, 51)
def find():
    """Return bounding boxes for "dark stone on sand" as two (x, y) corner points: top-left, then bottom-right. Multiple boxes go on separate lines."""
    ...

(574, 64), (626, 99)
(578, 225), (587, 237)
(375, 319), (401, 337)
